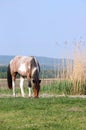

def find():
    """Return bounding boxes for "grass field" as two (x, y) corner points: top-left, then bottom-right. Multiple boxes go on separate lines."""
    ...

(0, 97), (86, 130)
(0, 79), (86, 130)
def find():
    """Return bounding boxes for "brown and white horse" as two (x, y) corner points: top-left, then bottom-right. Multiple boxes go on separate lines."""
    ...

(7, 56), (41, 98)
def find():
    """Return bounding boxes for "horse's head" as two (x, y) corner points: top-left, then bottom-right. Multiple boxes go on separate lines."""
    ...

(32, 79), (41, 98)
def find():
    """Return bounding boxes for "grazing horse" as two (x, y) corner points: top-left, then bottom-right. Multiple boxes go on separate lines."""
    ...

(7, 56), (41, 98)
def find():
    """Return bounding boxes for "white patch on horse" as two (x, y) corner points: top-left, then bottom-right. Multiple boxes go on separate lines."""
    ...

(28, 65), (30, 70)
(19, 63), (26, 73)
(32, 67), (37, 75)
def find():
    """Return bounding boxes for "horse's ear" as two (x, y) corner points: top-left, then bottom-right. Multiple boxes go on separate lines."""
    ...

(39, 80), (41, 83)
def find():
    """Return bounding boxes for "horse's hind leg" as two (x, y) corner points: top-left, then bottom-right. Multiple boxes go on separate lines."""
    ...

(20, 77), (25, 97)
(12, 80), (16, 97)
(12, 73), (17, 97)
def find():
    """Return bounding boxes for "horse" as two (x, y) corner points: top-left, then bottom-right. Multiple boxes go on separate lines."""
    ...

(7, 56), (41, 98)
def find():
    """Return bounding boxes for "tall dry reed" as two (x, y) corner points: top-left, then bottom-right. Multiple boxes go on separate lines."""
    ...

(72, 39), (86, 94)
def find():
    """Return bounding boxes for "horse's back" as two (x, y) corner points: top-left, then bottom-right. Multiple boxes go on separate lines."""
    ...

(10, 56), (34, 65)
(10, 56), (39, 75)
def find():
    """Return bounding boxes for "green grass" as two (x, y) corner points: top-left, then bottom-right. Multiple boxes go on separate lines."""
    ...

(0, 97), (86, 130)
(0, 80), (86, 129)
(41, 80), (73, 95)
(0, 80), (73, 97)
(0, 79), (86, 96)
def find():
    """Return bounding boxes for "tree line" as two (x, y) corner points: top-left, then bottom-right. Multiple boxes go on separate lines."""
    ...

(0, 66), (56, 79)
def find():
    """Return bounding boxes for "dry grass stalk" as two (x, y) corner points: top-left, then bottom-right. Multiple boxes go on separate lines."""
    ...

(72, 40), (86, 94)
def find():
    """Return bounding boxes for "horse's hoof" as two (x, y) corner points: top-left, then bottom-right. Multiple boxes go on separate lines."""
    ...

(13, 94), (16, 97)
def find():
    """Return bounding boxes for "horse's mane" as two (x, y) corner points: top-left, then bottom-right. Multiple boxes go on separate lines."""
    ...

(31, 57), (40, 79)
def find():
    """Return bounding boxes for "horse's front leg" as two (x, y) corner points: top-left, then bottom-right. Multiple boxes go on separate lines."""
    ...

(20, 77), (25, 97)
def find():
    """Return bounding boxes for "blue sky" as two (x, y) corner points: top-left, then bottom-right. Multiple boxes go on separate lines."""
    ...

(0, 0), (86, 58)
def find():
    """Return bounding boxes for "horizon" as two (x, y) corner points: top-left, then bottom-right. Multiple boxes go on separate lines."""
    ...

(0, 55), (74, 61)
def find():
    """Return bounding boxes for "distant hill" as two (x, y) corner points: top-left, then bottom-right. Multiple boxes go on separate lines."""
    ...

(0, 55), (57, 66)
(0, 55), (73, 70)
(0, 55), (14, 65)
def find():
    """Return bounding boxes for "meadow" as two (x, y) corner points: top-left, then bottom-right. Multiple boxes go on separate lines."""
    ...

(0, 79), (86, 130)
(0, 96), (86, 130)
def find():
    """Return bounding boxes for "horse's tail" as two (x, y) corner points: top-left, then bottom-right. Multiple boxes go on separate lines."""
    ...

(7, 64), (12, 89)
